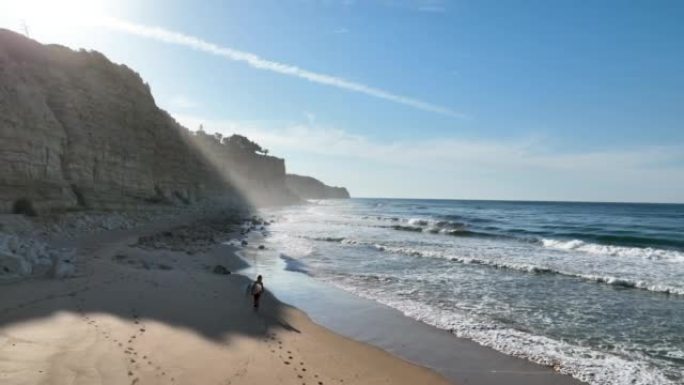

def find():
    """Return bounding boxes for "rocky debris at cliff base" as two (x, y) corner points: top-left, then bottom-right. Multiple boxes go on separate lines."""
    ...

(0, 209), (155, 240)
(0, 194), (250, 242)
(134, 211), (246, 254)
(0, 233), (75, 280)
(0, 203), (253, 282)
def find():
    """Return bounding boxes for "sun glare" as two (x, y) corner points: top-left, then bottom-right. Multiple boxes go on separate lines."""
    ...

(4, 0), (106, 34)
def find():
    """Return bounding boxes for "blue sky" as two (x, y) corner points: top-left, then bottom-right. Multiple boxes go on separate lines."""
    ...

(2, 0), (683, 202)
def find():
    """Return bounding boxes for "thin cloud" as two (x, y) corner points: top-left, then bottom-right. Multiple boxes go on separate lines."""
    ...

(418, 5), (446, 13)
(381, 0), (447, 13)
(99, 17), (464, 118)
(174, 113), (684, 170)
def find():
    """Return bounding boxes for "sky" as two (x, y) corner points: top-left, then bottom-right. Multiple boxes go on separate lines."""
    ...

(2, 0), (683, 202)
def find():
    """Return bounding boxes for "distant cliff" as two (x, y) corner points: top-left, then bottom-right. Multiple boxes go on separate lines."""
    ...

(285, 174), (350, 200)
(0, 29), (332, 213)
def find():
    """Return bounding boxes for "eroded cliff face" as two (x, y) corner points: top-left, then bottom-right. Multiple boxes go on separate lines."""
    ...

(0, 29), (298, 212)
(285, 174), (350, 200)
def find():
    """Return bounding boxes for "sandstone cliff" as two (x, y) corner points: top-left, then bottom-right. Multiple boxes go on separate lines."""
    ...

(285, 174), (350, 200)
(0, 29), (308, 213)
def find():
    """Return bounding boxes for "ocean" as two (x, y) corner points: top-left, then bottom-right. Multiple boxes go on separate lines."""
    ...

(250, 198), (684, 385)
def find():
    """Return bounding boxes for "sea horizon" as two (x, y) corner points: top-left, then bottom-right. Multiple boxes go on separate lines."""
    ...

(352, 196), (684, 206)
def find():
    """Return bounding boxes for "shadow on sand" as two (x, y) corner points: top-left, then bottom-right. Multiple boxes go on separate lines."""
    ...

(0, 219), (300, 347)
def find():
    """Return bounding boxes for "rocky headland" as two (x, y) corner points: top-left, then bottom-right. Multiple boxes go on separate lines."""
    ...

(285, 174), (350, 200)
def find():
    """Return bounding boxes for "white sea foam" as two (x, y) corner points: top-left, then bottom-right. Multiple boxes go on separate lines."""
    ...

(541, 238), (684, 262)
(269, 233), (315, 258)
(224, 238), (244, 247)
(407, 218), (430, 226)
(327, 279), (679, 385)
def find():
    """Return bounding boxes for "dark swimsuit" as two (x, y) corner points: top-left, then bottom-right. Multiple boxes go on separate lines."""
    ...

(253, 283), (263, 308)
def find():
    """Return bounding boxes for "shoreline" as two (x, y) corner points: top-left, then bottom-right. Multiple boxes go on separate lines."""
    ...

(0, 209), (451, 385)
(236, 229), (586, 385)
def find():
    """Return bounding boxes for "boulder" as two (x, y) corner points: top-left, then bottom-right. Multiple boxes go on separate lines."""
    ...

(0, 252), (32, 276)
(212, 265), (230, 275)
(52, 259), (75, 279)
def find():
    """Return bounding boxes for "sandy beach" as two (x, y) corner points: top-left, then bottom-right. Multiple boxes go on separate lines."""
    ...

(0, 212), (451, 385)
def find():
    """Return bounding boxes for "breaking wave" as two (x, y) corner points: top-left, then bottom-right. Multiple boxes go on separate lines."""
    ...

(541, 238), (684, 262)
(371, 244), (684, 296)
(388, 217), (494, 237)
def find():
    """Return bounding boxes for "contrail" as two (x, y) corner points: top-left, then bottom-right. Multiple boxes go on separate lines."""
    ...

(100, 17), (464, 118)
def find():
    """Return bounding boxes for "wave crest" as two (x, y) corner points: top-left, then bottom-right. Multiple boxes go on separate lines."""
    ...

(389, 217), (485, 237)
(541, 239), (684, 262)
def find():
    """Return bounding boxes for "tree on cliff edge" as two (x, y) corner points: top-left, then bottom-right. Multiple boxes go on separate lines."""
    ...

(222, 134), (269, 155)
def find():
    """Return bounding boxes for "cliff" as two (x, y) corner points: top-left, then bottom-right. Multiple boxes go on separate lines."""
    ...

(285, 174), (350, 200)
(0, 29), (306, 212)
